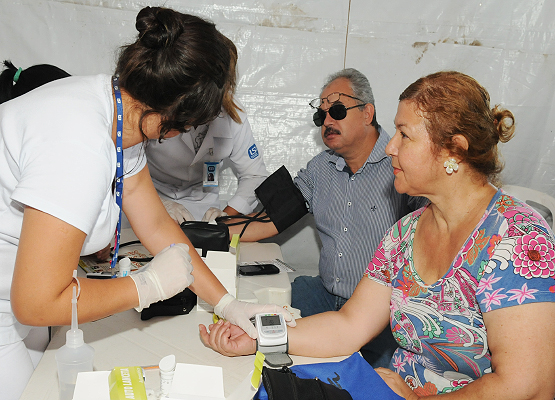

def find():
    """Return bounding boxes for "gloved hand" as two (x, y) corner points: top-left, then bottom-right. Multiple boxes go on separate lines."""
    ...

(201, 207), (228, 222)
(160, 196), (194, 224)
(130, 243), (194, 311)
(214, 293), (296, 339)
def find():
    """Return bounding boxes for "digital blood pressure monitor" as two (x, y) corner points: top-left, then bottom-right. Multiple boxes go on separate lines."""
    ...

(255, 313), (292, 367)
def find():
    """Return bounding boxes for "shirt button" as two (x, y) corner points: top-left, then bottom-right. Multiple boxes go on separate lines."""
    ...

(336, 277), (340, 282)
(338, 252), (343, 257)
(347, 201), (352, 206)
(351, 176), (355, 181)
(343, 227), (348, 232)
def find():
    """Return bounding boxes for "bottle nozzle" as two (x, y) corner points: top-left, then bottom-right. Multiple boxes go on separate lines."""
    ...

(159, 354), (176, 373)
(71, 286), (78, 332)
(66, 272), (84, 348)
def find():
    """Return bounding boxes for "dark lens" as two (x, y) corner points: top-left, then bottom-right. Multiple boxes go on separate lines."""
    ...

(313, 109), (326, 127)
(328, 104), (348, 121)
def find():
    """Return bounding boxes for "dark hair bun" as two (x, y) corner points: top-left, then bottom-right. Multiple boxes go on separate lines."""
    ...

(136, 7), (182, 49)
(117, 6), (232, 137)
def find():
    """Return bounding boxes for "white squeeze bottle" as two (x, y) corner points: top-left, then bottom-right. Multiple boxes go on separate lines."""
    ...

(159, 354), (176, 398)
(56, 271), (95, 400)
(119, 257), (131, 277)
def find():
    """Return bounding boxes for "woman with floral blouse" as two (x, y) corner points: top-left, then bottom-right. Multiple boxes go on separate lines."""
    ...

(200, 71), (555, 400)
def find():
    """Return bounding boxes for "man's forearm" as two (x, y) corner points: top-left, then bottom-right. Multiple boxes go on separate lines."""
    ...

(226, 218), (279, 241)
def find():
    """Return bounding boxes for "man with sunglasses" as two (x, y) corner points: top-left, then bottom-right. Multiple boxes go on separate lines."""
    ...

(228, 68), (425, 368)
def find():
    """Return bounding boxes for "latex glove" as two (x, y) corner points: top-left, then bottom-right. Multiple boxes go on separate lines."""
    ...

(130, 243), (194, 311)
(214, 293), (296, 339)
(160, 196), (194, 224)
(201, 207), (228, 222)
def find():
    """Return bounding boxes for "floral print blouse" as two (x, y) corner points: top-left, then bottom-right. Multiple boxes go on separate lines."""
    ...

(365, 189), (555, 395)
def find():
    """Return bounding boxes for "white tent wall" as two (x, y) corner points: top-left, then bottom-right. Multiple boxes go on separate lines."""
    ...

(1, 0), (554, 271)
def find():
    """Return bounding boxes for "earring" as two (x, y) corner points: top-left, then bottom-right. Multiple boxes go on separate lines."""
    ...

(444, 158), (459, 174)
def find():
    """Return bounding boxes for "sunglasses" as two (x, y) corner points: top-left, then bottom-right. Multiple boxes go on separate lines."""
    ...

(312, 104), (366, 127)
(309, 92), (366, 127)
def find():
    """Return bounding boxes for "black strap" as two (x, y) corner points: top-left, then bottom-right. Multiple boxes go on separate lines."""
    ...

(216, 208), (272, 238)
(216, 209), (271, 226)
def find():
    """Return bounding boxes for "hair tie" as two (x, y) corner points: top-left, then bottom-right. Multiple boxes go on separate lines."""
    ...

(13, 67), (23, 83)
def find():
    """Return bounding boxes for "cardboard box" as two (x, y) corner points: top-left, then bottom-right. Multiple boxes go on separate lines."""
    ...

(108, 366), (147, 400)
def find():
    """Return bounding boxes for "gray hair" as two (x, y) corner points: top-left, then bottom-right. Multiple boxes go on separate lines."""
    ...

(321, 68), (378, 127)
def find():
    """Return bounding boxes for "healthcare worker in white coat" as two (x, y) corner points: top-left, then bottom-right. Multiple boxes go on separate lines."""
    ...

(146, 103), (268, 223)
(145, 33), (268, 223)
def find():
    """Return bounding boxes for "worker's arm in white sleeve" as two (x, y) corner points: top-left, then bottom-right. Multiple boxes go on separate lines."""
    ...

(224, 112), (269, 215)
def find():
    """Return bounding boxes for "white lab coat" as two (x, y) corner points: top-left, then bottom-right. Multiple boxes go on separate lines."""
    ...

(146, 107), (269, 220)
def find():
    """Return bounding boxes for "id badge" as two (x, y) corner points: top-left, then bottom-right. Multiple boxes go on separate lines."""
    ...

(203, 161), (220, 187)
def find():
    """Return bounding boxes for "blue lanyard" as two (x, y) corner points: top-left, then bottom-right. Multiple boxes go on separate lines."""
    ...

(110, 76), (124, 274)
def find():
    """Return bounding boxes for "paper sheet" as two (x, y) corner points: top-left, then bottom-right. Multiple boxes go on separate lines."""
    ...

(168, 363), (225, 400)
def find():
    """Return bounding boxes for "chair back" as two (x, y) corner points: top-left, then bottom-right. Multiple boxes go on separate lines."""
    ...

(502, 185), (555, 230)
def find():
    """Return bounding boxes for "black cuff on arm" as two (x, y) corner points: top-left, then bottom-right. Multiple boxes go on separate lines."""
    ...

(255, 166), (308, 233)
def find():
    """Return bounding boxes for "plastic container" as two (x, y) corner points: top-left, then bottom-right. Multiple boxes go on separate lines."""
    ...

(159, 354), (176, 398)
(56, 276), (95, 400)
(119, 257), (131, 278)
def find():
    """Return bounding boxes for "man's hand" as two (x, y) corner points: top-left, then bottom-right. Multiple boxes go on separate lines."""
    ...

(199, 320), (256, 357)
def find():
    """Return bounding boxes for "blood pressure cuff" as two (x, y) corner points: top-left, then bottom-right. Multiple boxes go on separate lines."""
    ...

(255, 166), (308, 233)
(179, 221), (230, 257)
(255, 353), (403, 400)
(140, 288), (196, 321)
(257, 366), (353, 400)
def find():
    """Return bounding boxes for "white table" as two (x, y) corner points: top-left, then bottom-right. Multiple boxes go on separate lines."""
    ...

(20, 242), (343, 400)
(235, 242), (292, 306)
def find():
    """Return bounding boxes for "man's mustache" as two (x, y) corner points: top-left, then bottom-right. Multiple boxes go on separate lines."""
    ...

(324, 127), (341, 138)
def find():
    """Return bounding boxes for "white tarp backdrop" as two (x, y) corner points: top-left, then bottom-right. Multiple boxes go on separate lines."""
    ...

(1, 0), (554, 201)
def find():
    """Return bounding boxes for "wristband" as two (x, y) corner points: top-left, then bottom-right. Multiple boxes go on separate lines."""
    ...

(256, 338), (289, 355)
(254, 313), (292, 367)
(256, 339), (292, 368)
